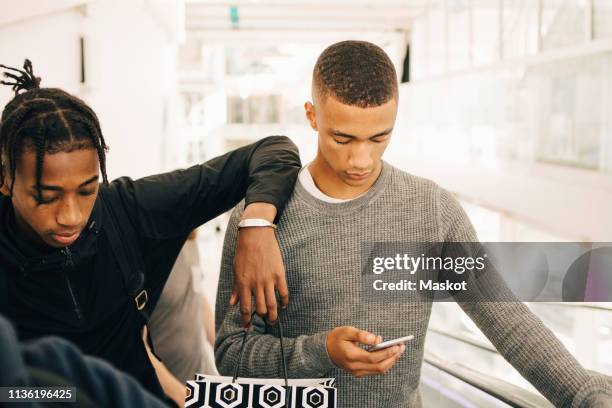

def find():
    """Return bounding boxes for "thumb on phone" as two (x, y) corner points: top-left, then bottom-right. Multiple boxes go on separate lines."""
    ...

(346, 327), (382, 346)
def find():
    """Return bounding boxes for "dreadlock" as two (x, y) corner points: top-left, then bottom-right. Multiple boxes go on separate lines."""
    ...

(0, 59), (108, 201)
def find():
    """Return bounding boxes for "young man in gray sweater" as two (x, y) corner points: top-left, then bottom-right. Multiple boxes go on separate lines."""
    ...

(215, 41), (612, 407)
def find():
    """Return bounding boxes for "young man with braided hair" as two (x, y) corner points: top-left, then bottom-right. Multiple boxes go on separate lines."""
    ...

(0, 60), (301, 406)
(215, 41), (612, 407)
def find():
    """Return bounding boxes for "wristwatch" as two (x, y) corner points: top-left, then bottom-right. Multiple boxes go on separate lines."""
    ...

(237, 218), (277, 229)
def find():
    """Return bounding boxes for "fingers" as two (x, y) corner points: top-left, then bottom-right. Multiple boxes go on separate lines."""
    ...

(276, 274), (289, 309)
(232, 223), (291, 328)
(344, 327), (381, 346)
(234, 282), (283, 327)
(254, 284), (282, 325)
(265, 284), (278, 324)
(239, 286), (252, 328)
(365, 344), (405, 364)
(344, 342), (400, 366)
(254, 286), (267, 317)
(349, 344), (406, 377)
(326, 326), (407, 379)
(229, 288), (238, 306)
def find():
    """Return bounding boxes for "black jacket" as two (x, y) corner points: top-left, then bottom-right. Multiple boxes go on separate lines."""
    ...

(0, 314), (169, 407)
(0, 136), (301, 398)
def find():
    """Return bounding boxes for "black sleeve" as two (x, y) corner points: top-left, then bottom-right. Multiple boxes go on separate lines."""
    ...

(0, 315), (169, 408)
(108, 135), (301, 240)
(21, 337), (170, 408)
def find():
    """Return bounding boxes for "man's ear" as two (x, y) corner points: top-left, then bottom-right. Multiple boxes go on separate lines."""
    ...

(0, 168), (11, 196)
(0, 182), (9, 196)
(304, 101), (318, 131)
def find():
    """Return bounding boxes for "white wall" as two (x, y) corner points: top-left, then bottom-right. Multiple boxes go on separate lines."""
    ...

(0, 7), (83, 97)
(82, 0), (181, 179)
(0, 0), (183, 180)
(0, 0), (87, 26)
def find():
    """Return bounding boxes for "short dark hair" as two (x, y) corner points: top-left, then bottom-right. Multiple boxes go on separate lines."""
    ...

(0, 59), (108, 201)
(313, 40), (398, 108)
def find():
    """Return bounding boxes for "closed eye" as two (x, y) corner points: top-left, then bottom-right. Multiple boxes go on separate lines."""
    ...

(333, 136), (352, 145)
(35, 195), (59, 205)
(371, 136), (387, 143)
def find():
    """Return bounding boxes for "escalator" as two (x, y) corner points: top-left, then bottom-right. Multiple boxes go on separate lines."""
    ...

(421, 352), (552, 407)
(421, 303), (612, 407)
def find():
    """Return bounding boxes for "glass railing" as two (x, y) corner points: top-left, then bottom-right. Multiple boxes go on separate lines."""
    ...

(422, 351), (553, 408)
(425, 303), (612, 405)
(428, 302), (612, 380)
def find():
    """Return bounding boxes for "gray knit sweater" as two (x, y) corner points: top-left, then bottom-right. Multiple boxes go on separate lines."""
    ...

(215, 162), (612, 407)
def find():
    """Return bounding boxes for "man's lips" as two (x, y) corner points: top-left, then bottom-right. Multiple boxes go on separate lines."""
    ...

(346, 171), (371, 180)
(51, 231), (80, 245)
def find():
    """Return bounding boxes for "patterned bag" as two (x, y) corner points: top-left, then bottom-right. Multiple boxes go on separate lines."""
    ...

(185, 312), (337, 408)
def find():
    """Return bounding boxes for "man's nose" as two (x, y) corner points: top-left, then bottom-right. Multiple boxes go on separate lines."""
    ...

(56, 197), (83, 228)
(349, 143), (374, 170)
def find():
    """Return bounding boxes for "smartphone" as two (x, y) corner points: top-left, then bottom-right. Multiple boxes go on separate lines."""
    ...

(368, 335), (414, 351)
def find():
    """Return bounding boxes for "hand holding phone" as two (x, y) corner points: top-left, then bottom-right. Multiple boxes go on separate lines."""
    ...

(326, 327), (408, 378)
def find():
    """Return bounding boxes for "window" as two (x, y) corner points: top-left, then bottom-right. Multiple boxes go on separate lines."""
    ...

(227, 95), (281, 124)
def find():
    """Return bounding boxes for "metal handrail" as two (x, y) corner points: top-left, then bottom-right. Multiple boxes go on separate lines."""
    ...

(423, 351), (553, 408)
(428, 325), (498, 353)
(533, 302), (612, 311)
(426, 323), (612, 407)
(429, 300), (612, 354)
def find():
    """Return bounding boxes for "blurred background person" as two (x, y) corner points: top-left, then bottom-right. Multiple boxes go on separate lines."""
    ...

(149, 229), (218, 385)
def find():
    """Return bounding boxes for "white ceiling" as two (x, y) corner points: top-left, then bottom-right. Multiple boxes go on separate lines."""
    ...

(185, 0), (426, 41)
(0, 0), (88, 26)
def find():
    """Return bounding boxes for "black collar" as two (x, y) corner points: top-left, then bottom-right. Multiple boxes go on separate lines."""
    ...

(0, 196), (103, 275)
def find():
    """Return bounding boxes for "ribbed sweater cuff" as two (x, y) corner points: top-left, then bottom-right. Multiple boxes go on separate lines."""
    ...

(571, 375), (612, 408)
(302, 331), (336, 375)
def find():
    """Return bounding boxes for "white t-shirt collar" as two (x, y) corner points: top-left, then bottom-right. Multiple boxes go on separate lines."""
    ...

(297, 164), (368, 203)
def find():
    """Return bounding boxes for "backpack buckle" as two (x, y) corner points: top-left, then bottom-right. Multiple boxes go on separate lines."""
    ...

(134, 289), (148, 311)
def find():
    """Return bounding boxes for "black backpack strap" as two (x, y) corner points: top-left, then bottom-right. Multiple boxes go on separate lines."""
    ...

(99, 190), (164, 362)
(99, 191), (150, 322)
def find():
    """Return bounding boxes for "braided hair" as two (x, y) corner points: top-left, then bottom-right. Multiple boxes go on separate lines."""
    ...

(0, 59), (108, 201)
